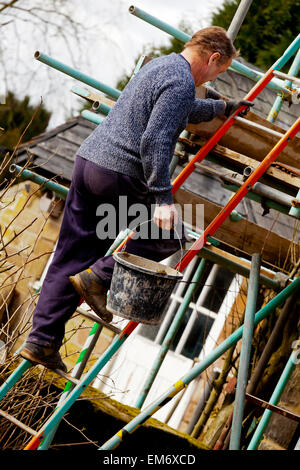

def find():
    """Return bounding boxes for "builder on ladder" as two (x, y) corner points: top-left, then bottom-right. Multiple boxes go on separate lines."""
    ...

(21, 26), (253, 372)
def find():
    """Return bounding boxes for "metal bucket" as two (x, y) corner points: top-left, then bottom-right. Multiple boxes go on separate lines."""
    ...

(106, 252), (183, 325)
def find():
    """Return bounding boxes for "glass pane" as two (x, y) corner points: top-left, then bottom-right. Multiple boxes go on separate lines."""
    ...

(138, 323), (160, 342)
(169, 310), (214, 359)
(202, 267), (234, 312)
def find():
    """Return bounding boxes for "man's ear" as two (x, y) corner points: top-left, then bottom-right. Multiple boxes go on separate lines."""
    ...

(208, 52), (221, 65)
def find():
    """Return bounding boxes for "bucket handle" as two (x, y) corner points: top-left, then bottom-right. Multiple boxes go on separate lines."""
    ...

(120, 218), (184, 274)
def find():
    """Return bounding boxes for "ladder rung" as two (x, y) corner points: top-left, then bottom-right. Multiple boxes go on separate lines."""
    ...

(0, 408), (37, 436)
(273, 70), (300, 86)
(76, 307), (121, 334)
(245, 393), (300, 422)
(53, 368), (81, 385)
(234, 116), (285, 139)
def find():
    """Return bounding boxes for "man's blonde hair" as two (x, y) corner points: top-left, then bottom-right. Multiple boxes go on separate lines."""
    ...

(184, 26), (239, 64)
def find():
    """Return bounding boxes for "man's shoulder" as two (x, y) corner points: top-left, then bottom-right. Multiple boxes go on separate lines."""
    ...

(148, 53), (194, 88)
(149, 52), (190, 71)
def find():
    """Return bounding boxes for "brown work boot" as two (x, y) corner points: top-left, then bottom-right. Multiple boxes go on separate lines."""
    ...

(69, 268), (113, 323)
(20, 342), (67, 372)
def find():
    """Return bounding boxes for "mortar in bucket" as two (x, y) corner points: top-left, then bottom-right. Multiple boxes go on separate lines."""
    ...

(106, 252), (183, 324)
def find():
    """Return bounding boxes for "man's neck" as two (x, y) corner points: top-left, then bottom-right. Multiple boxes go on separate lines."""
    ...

(180, 48), (207, 86)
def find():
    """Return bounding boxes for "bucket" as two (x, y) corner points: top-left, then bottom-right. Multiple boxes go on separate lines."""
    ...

(106, 252), (183, 325)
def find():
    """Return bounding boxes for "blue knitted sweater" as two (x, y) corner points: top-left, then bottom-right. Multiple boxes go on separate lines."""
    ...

(77, 53), (226, 205)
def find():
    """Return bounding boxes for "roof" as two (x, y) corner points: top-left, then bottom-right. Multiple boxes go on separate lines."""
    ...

(16, 116), (97, 185)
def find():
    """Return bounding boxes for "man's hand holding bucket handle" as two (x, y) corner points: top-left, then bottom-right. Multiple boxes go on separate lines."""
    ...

(153, 203), (179, 230)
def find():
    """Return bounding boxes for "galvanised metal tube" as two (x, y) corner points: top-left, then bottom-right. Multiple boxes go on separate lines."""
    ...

(24, 321), (139, 450)
(185, 369), (220, 435)
(197, 246), (279, 291)
(247, 345), (299, 450)
(10, 164), (69, 200)
(37, 229), (129, 450)
(234, 116), (284, 138)
(289, 189), (300, 219)
(229, 253), (260, 450)
(135, 258), (207, 409)
(226, 0), (254, 42)
(268, 48), (300, 123)
(221, 183), (298, 219)
(92, 101), (112, 115)
(129, 5), (190, 43)
(175, 264), (219, 354)
(81, 110), (104, 125)
(34, 51), (121, 100)
(128, 6), (298, 98)
(0, 360), (32, 402)
(154, 257), (198, 345)
(99, 276), (300, 450)
(273, 35), (300, 71)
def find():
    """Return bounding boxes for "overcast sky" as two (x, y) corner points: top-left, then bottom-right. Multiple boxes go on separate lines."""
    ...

(1, 0), (225, 127)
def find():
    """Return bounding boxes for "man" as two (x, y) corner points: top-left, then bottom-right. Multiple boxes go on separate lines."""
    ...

(21, 26), (253, 371)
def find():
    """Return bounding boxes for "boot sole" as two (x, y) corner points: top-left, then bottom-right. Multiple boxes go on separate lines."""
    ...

(69, 274), (113, 324)
(20, 348), (67, 372)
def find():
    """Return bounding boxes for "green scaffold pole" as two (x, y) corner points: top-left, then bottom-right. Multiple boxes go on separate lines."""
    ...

(99, 277), (300, 450)
(247, 342), (300, 450)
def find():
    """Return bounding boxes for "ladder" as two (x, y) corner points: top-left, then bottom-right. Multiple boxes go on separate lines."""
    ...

(0, 33), (299, 451)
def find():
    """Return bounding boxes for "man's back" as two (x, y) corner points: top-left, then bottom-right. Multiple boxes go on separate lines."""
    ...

(77, 52), (195, 200)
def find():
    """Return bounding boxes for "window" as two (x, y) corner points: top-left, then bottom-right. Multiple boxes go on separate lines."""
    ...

(138, 258), (235, 360)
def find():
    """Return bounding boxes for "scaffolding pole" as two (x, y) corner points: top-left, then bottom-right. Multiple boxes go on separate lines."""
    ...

(34, 51), (121, 100)
(99, 276), (300, 450)
(267, 48), (300, 123)
(9, 164), (69, 199)
(247, 341), (300, 450)
(174, 116), (300, 272)
(3, 26), (298, 451)
(226, 0), (254, 42)
(135, 258), (207, 409)
(37, 229), (130, 450)
(229, 253), (261, 449)
(128, 5), (299, 99)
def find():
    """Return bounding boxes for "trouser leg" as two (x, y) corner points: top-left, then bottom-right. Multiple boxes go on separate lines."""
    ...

(27, 157), (113, 348)
(91, 173), (186, 285)
(27, 156), (186, 348)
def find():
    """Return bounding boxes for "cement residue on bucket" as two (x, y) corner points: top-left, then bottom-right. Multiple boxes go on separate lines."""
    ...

(106, 252), (183, 325)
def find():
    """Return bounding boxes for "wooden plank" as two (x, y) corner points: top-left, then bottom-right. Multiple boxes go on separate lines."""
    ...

(187, 112), (300, 170)
(174, 187), (296, 271)
(59, 129), (86, 147)
(77, 116), (98, 130)
(200, 244), (276, 281)
(30, 148), (74, 179)
(70, 123), (94, 140)
(71, 87), (116, 108)
(185, 136), (300, 190)
(37, 137), (78, 162)
(16, 118), (79, 152)
(187, 86), (300, 170)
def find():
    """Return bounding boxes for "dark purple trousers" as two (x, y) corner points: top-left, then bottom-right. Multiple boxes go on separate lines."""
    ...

(28, 156), (185, 348)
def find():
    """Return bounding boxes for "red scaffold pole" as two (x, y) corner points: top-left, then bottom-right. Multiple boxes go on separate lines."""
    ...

(175, 116), (300, 272)
(171, 68), (275, 194)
